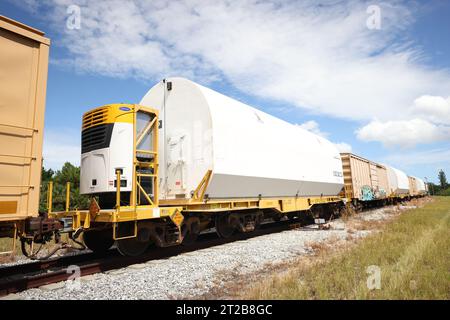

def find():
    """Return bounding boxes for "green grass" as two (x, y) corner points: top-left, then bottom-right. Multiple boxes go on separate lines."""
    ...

(0, 236), (20, 259)
(247, 197), (450, 300)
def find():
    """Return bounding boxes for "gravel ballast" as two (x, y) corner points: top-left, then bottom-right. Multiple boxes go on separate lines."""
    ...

(9, 204), (421, 300)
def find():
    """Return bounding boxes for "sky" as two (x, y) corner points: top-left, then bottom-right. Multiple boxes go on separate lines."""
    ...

(1, 0), (449, 184)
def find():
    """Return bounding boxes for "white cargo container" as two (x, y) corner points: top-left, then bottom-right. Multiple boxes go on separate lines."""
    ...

(140, 78), (344, 200)
(385, 165), (410, 196)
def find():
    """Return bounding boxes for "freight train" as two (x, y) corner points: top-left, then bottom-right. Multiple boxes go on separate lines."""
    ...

(0, 16), (427, 259)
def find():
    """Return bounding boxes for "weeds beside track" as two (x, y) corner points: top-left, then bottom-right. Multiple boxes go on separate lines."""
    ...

(245, 196), (449, 299)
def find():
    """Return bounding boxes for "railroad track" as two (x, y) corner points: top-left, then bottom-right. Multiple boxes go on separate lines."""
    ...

(1, 201), (408, 298)
(0, 219), (302, 297)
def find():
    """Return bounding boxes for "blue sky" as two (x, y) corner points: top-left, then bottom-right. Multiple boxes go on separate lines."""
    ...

(1, 0), (449, 184)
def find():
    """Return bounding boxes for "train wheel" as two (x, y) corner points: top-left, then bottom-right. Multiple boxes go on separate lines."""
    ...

(116, 238), (150, 257)
(182, 230), (199, 246)
(272, 215), (281, 222)
(83, 229), (114, 254)
(115, 222), (154, 256)
(181, 217), (200, 246)
(215, 214), (235, 238)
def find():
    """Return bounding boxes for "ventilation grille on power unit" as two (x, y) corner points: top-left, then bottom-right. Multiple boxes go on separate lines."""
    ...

(81, 124), (113, 153)
(82, 107), (108, 130)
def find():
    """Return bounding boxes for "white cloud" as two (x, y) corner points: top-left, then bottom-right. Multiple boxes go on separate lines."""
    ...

(334, 142), (353, 153)
(412, 95), (450, 125)
(296, 120), (328, 138)
(384, 147), (450, 167)
(17, 1), (450, 121)
(43, 129), (80, 170)
(382, 147), (450, 183)
(356, 118), (450, 148)
(12, 1), (450, 151)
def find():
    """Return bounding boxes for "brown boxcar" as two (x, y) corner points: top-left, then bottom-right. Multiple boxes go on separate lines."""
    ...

(0, 16), (50, 226)
(340, 153), (389, 202)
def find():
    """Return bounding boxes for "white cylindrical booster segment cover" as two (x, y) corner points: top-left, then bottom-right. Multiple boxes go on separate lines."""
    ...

(140, 77), (344, 200)
(386, 165), (410, 194)
(414, 177), (426, 192)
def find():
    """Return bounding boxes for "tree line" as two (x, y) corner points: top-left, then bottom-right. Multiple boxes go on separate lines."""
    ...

(40, 162), (90, 213)
(427, 169), (449, 196)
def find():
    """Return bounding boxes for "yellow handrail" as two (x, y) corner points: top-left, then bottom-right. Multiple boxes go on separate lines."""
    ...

(47, 181), (53, 213)
(65, 182), (71, 212)
(116, 170), (121, 210)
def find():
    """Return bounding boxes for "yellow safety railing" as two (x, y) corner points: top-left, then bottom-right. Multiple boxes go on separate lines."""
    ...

(112, 105), (159, 209)
(114, 168), (138, 240)
(111, 105), (159, 241)
(46, 181), (72, 214)
(131, 105), (159, 208)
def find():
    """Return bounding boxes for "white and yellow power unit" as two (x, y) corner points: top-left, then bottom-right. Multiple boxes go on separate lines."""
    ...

(80, 104), (158, 208)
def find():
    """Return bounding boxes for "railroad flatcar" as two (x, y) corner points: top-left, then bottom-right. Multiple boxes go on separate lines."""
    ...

(76, 78), (346, 256)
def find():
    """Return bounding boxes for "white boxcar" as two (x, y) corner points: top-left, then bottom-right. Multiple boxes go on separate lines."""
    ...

(385, 165), (410, 196)
(140, 78), (344, 200)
